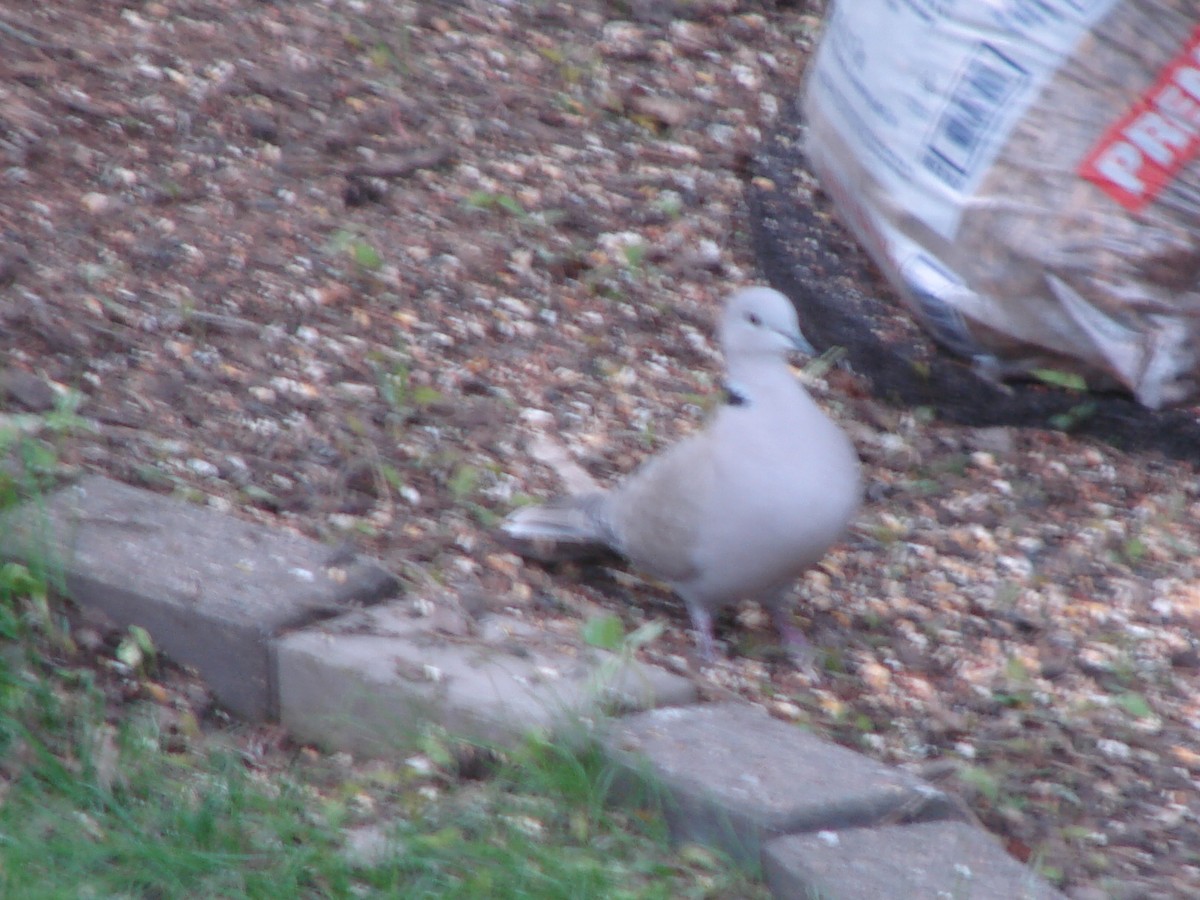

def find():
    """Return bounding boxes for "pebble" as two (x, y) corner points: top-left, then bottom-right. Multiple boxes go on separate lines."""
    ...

(334, 382), (376, 401)
(81, 192), (111, 214)
(1097, 739), (1132, 761)
(187, 458), (219, 478)
(599, 21), (647, 58)
(669, 21), (712, 55)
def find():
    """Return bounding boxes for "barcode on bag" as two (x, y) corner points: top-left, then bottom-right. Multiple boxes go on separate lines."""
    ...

(924, 44), (1029, 189)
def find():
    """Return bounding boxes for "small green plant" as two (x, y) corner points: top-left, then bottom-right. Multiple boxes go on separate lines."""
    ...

(913, 404), (938, 424)
(350, 239), (383, 270)
(800, 345), (847, 380)
(1114, 691), (1153, 720)
(582, 613), (625, 651)
(328, 228), (384, 271)
(1032, 368), (1088, 391)
(368, 41), (398, 69)
(957, 765), (1002, 804)
(621, 242), (647, 270)
(463, 191), (527, 220)
(349, 25), (412, 75)
(448, 464), (480, 501)
(537, 46), (587, 85)
(867, 518), (907, 545)
(0, 391), (86, 496)
(1119, 534), (1147, 566)
(1037, 863), (1066, 886)
(1049, 401), (1097, 432)
(378, 462), (406, 493)
(374, 358), (444, 426)
(652, 191), (683, 219)
(991, 656), (1036, 709)
(0, 560), (41, 607)
(443, 459), (503, 527)
(818, 646), (848, 676)
(115, 625), (156, 675)
(1032, 367), (1096, 429)
(637, 418), (656, 448)
(851, 711), (875, 732)
(553, 92), (586, 114)
(584, 619), (666, 702)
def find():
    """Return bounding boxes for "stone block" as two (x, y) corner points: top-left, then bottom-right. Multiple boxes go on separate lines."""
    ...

(0, 475), (397, 720)
(763, 819), (1066, 899)
(602, 702), (958, 868)
(276, 603), (698, 755)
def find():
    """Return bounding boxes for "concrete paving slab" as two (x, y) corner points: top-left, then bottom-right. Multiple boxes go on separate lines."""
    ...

(0, 475), (397, 720)
(763, 819), (1066, 899)
(276, 603), (698, 755)
(602, 702), (958, 868)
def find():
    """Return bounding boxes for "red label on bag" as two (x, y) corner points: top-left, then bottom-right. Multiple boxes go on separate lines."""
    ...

(1079, 24), (1200, 210)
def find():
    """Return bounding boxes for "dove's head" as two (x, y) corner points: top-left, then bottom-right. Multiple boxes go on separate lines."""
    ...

(719, 287), (815, 362)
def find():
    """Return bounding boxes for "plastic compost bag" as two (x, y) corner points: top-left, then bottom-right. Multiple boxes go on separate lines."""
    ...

(803, 0), (1200, 409)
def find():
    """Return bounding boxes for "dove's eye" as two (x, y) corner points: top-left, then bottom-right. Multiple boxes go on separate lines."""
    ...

(747, 313), (762, 326)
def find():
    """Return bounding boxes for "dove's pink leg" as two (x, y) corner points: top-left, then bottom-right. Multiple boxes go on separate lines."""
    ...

(686, 602), (718, 662)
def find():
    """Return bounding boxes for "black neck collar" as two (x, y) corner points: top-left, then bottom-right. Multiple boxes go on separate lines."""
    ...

(722, 382), (749, 407)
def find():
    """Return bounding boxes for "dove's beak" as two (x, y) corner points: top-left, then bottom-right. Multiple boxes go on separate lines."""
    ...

(789, 330), (816, 357)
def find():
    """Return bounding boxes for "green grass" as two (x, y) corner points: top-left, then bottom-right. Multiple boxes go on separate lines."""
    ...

(0, 432), (764, 899)
(0, 612), (759, 897)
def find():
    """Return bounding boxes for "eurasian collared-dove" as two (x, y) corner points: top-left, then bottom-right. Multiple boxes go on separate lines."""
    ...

(502, 286), (862, 662)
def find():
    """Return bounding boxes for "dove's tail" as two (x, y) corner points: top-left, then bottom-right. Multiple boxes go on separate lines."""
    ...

(499, 493), (615, 562)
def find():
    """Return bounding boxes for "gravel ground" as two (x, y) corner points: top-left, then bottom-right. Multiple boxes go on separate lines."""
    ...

(2, 1), (1200, 896)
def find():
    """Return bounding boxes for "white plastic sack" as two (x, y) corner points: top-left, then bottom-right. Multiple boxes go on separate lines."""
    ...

(803, 0), (1200, 408)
